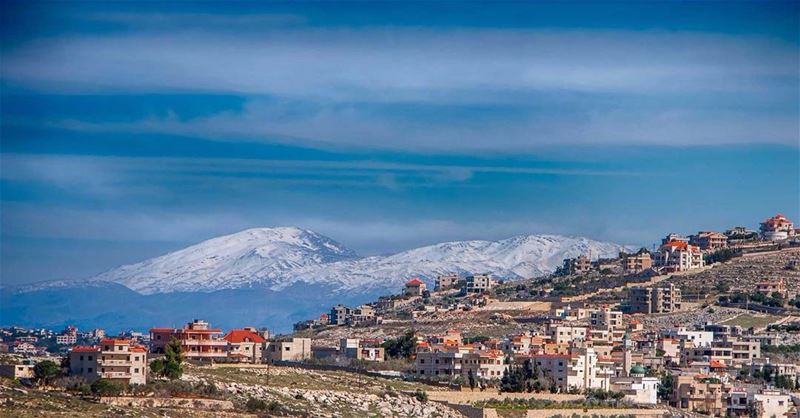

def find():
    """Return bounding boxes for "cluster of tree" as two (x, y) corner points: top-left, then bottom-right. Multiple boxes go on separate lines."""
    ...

(381, 330), (417, 360)
(150, 337), (183, 380)
(747, 366), (800, 389)
(720, 291), (785, 308)
(703, 248), (737, 264)
(761, 344), (800, 354)
(657, 373), (674, 402)
(767, 322), (800, 332)
(500, 359), (556, 393)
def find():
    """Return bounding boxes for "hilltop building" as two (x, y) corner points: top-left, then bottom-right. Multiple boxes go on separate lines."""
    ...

(223, 328), (267, 363)
(464, 274), (494, 294)
(404, 278), (427, 296)
(621, 251), (652, 274)
(626, 284), (682, 314)
(434, 274), (459, 291)
(760, 214), (795, 241)
(654, 241), (704, 272)
(689, 231), (728, 251)
(149, 319), (228, 361)
(69, 338), (147, 385)
(562, 255), (592, 275)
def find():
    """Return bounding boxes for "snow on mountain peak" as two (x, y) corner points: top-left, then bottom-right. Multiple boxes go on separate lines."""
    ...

(93, 228), (626, 295)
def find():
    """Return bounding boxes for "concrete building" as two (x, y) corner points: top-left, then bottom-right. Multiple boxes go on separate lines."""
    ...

(340, 338), (385, 362)
(756, 278), (788, 298)
(223, 328), (267, 363)
(267, 338), (312, 362)
(404, 278), (427, 296)
(69, 338), (147, 385)
(753, 390), (793, 418)
(464, 275), (493, 294)
(434, 274), (459, 291)
(621, 252), (653, 274)
(547, 325), (588, 345)
(346, 305), (379, 326)
(562, 255), (592, 275)
(530, 348), (611, 392)
(689, 231), (728, 251)
(654, 241), (704, 272)
(760, 214), (795, 241)
(0, 361), (35, 379)
(673, 374), (729, 416)
(329, 304), (351, 326)
(149, 319), (228, 361)
(627, 283), (682, 314)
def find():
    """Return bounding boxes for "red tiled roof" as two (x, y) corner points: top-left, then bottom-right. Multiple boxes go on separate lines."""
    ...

(223, 329), (266, 343)
(406, 278), (424, 286)
(100, 338), (131, 345)
(149, 327), (176, 333)
(130, 346), (147, 353)
(72, 346), (100, 353)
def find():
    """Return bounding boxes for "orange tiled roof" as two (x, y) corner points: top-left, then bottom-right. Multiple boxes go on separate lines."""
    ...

(130, 346), (147, 353)
(100, 338), (131, 345)
(406, 278), (424, 286)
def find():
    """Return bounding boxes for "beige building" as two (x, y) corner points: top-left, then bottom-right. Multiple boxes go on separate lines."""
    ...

(672, 374), (728, 416)
(627, 283), (682, 314)
(70, 338), (147, 385)
(266, 338), (312, 362)
(547, 325), (588, 345)
(434, 274), (459, 291)
(621, 252), (653, 274)
(149, 319), (228, 362)
(654, 241), (704, 272)
(340, 338), (385, 362)
(530, 348), (612, 392)
(689, 231), (728, 251)
(760, 214), (795, 241)
(753, 390), (793, 418)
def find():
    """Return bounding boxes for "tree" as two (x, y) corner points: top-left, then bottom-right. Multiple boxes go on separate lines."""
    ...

(658, 373), (674, 402)
(150, 358), (165, 376)
(34, 360), (62, 386)
(467, 369), (476, 392)
(162, 336), (184, 380)
(382, 330), (417, 360)
(90, 379), (123, 396)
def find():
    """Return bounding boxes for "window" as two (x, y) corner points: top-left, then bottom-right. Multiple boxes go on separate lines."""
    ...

(134, 368), (139, 373)
(88, 368), (92, 373)
(285, 347), (291, 351)
(80, 355), (84, 361)
(88, 356), (93, 361)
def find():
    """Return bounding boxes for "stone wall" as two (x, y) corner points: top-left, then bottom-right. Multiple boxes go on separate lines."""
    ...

(99, 396), (233, 411)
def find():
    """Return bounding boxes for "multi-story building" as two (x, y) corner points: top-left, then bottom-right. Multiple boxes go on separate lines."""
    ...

(0, 360), (35, 379)
(266, 338), (312, 362)
(689, 231), (728, 251)
(404, 278), (427, 296)
(590, 306), (624, 330)
(654, 241), (704, 272)
(627, 283), (682, 314)
(753, 390), (793, 418)
(530, 348), (611, 392)
(346, 305), (379, 326)
(69, 338), (147, 385)
(760, 214), (795, 241)
(434, 274), (459, 291)
(621, 252), (652, 274)
(672, 374), (729, 416)
(562, 256), (592, 275)
(329, 304), (351, 326)
(464, 275), (493, 294)
(223, 328), (267, 363)
(756, 278), (788, 298)
(547, 325), (588, 345)
(149, 319), (228, 361)
(662, 233), (689, 245)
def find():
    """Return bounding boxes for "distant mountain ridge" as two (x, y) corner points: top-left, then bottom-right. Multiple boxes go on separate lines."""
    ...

(91, 227), (625, 295)
(2, 227), (627, 332)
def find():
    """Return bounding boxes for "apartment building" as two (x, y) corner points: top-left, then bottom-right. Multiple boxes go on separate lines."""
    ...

(627, 283), (682, 314)
(689, 231), (728, 251)
(756, 278), (788, 298)
(562, 255), (592, 275)
(464, 275), (494, 294)
(673, 375), (729, 416)
(223, 328), (267, 363)
(760, 214), (795, 241)
(654, 241), (704, 272)
(590, 306), (624, 330)
(547, 325), (588, 345)
(413, 344), (507, 381)
(69, 338), (147, 385)
(434, 274), (459, 291)
(621, 252), (653, 274)
(347, 305), (379, 326)
(752, 390), (793, 418)
(530, 348), (611, 392)
(266, 338), (312, 362)
(149, 319), (228, 361)
(746, 358), (798, 382)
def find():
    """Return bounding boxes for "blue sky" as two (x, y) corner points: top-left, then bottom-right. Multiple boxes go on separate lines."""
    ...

(1, 1), (798, 285)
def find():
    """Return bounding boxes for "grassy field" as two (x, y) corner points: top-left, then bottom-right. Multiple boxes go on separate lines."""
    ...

(721, 314), (782, 329)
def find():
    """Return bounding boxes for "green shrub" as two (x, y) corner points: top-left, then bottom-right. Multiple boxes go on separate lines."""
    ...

(90, 379), (123, 396)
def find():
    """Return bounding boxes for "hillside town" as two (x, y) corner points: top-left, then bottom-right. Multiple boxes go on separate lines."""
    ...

(2, 213), (800, 417)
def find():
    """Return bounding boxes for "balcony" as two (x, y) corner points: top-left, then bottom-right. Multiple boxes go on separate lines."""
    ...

(183, 340), (228, 347)
(101, 371), (132, 379)
(99, 359), (132, 366)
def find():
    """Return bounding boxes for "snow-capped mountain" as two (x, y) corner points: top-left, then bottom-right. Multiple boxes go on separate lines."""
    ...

(93, 227), (626, 295)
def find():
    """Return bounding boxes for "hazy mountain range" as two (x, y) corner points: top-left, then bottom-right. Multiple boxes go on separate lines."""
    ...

(1, 227), (626, 333)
